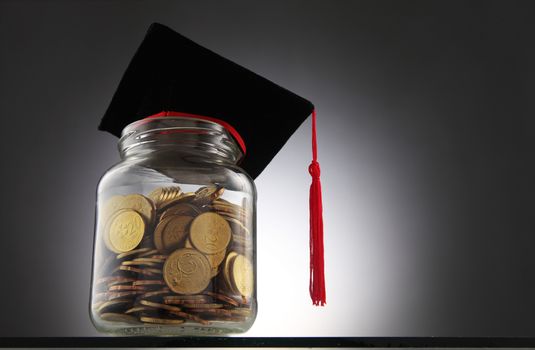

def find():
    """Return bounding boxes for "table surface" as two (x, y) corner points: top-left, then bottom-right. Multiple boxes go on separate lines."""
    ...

(1, 337), (535, 348)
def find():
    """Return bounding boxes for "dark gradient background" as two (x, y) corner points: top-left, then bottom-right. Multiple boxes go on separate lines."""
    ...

(0, 0), (534, 337)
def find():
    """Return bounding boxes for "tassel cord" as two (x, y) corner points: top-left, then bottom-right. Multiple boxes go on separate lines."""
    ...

(309, 109), (326, 306)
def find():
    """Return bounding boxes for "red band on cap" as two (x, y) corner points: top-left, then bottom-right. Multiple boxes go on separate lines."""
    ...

(144, 111), (247, 155)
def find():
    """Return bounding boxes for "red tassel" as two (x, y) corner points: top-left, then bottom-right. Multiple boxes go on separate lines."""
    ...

(309, 109), (326, 306)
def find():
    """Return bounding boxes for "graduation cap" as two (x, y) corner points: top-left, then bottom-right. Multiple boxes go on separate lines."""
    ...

(99, 23), (325, 306)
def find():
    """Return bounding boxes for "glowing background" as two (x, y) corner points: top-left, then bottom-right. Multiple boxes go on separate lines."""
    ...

(0, 0), (534, 336)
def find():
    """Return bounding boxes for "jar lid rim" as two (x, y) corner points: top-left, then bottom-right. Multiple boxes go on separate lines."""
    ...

(139, 111), (247, 155)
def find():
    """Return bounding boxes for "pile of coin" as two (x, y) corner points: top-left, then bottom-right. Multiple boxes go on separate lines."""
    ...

(92, 186), (254, 327)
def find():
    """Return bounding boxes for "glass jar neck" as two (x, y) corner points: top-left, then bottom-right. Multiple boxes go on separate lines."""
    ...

(118, 117), (243, 164)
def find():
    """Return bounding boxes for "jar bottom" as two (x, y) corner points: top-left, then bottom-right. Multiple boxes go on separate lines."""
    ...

(93, 317), (256, 336)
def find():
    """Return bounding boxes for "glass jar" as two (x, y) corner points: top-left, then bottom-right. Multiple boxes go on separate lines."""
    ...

(90, 116), (257, 336)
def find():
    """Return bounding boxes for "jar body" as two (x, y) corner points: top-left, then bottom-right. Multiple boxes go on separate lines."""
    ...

(90, 118), (257, 336)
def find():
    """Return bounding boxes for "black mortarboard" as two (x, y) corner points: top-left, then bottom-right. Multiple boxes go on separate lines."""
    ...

(99, 22), (313, 180)
(98, 23), (325, 305)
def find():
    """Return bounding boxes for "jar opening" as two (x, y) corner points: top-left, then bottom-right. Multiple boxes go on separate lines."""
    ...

(143, 111), (247, 155)
(118, 116), (244, 164)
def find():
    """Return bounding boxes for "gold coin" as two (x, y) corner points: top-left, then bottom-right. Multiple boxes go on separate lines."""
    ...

(106, 278), (137, 287)
(186, 308), (232, 316)
(140, 316), (185, 325)
(95, 276), (135, 286)
(162, 194), (199, 211)
(118, 265), (143, 274)
(218, 211), (246, 225)
(140, 300), (182, 312)
(137, 249), (160, 258)
(161, 203), (201, 220)
(213, 198), (231, 205)
(223, 214), (246, 224)
(230, 236), (252, 255)
(224, 216), (251, 236)
(122, 194), (155, 225)
(108, 285), (147, 292)
(100, 312), (139, 324)
(149, 254), (168, 260)
(164, 294), (212, 301)
(125, 306), (154, 314)
(210, 316), (247, 323)
(101, 194), (155, 226)
(161, 216), (193, 254)
(190, 212), (231, 254)
(108, 210), (145, 253)
(223, 251), (238, 292)
(140, 289), (171, 299)
(167, 310), (210, 325)
(148, 187), (165, 204)
(116, 247), (152, 260)
(118, 266), (161, 277)
(106, 291), (144, 300)
(230, 236), (249, 249)
(212, 187), (225, 200)
(230, 307), (253, 316)
(102, 208), (129, 253)
(159, 192), (197, 212)
(213, 199), (248, 214)
(97, 299), (132, 313)
(231, 231), (250, 242)
(164, 299), (210, 305)
(153, 216), (174, 253)
(101, 195), (126, 223)
(163, 295), (213, 304)
(149, 186), (182, 209)
(217, 212), (239, 226)
(193, 186), (225, 206)
(182, 303), (223, 309)
(91, 300), (105, 310)
(163, 248), (211, 295)
(99, 195), (153, 253)
(212, 202), (246, 217)
(231, 254), (254, 298)
(132, 257), (165, 263)
(203, 292), (240, 307)
(132, 280), (165, 286)
(121, 260), (159, 267)
(176, 192), (196, 203)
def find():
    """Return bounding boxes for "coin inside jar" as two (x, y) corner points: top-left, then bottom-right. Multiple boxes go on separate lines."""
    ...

(108, 210), (145, 253)
(116, 247), (152, 260)
(230, 254), (254, 298)
(100, 312), (140, 324)
(193, 186), (224, 206)
(149, 186), (182, 209)
(163, 248), (212, 295)
(140, 316), (185, 325)
(161, 215), (193, 254)
(122, 194), (155, 225)
(153, 216), (174, 253)
(161, 203), (201, 220)
(190, 212), (231, 255)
